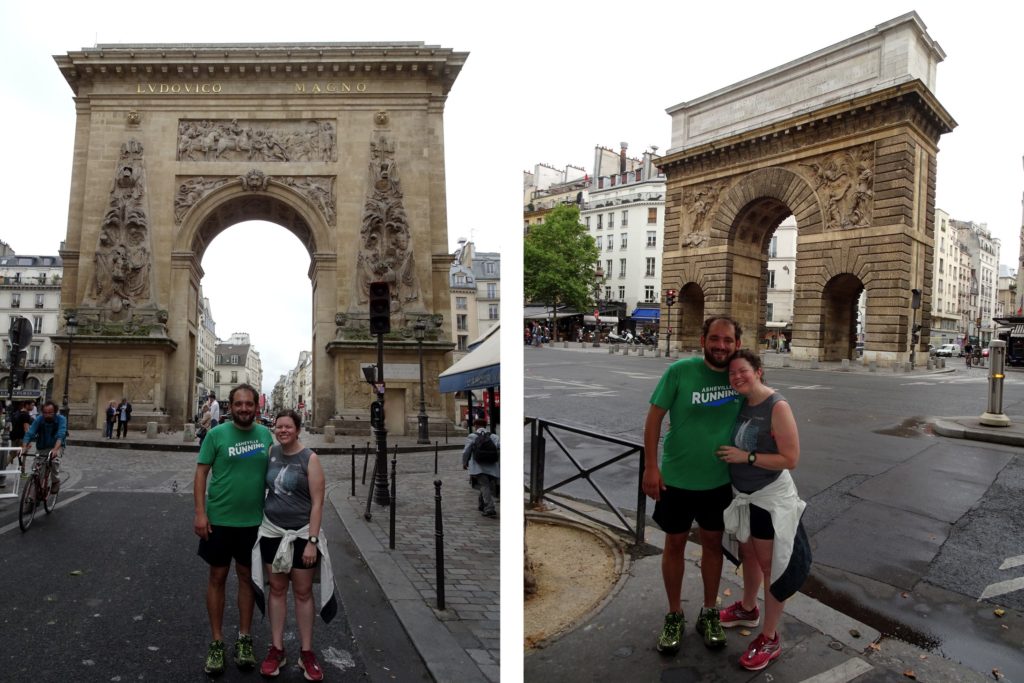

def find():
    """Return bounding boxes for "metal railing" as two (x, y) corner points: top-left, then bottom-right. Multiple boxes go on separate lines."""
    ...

(525, 416), (648, 545)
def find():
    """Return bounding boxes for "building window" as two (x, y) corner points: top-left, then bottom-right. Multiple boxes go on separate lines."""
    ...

(11, 293), (19, 308)
(596, 236), (603, 250)
(487, 283), (497, 298)
(767, 270), (776, 289)
(766, 303), (774, 321)
(457, 314), (468, 331)
(35, 293), (44, 308)
(618, 286), (625, 299)
(606, 259), (613, 277)
(620, 233), (628, 249)
(597, 215), (603, 230)
(647, 208), (657, 224)
(635, 169), (643, 182)
(231, 371), (238, 383)
(604, 286), (612, 300)
(606, 238), (613, 251)
(29, 345), (40, 363)
(608, 213), (614, 228)
(598, 177), (605, 189)
(585, 216), (591, 229)
(644, 285), (655, 302)
(769, 236), (778, 258)
(488, 304), (499, 319)
(32, 316), (42, 333)
(645, 257), (656, 277)
(231, 355), (239, 364)
(622, 210), (629, 227)
(456, 296), (467, 310)
(619, 258), (626, 278)
(484, 261), (496, 275)
(214, 371), (221, 383)
(647, 231), (657, 247)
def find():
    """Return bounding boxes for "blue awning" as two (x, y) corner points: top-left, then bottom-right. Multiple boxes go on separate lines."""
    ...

(632, 308), (660, 321)
(439, 325), (500, 393)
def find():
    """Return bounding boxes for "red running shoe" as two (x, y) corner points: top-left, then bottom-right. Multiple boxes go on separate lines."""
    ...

(299, 649), (324, 681)
(739, 632), (781, 671)
(719, 600), (760, 628)
(259, 645), (286, 677)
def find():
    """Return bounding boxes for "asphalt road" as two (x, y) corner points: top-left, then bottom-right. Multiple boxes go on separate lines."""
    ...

(0, 448), (430, 682)
(524, 347), (1024, 680)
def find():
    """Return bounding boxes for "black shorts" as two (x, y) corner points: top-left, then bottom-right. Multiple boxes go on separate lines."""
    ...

(652, 483), (732, 535)
(197, 524), (259, 568)
(259, 536), (321, 569)
(748, 504), (775, 540)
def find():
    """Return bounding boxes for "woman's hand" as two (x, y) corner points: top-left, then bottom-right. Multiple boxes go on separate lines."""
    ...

(716, 446), (746, 464)
(302, 541), (318, 567)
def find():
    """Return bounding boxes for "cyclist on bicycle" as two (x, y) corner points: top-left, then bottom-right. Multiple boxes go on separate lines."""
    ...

(21, 401), (67, 493)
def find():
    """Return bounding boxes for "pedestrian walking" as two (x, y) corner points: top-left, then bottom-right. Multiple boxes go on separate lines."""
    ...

(208, 394), (221, 428)
(715, 349), (811, 671)
(116, 398), (133, 438)
(104, 401), (117, 439)
(251, 409), (335, 680)
(643, 315), (743, 654)
(462, 417), (500, 517)
(193, 384), (274, 675)
(0, 402), (34, 488)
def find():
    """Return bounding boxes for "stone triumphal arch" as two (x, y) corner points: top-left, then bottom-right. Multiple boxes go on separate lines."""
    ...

(52, 43), (466, 430)
(657, 13), (955, 366)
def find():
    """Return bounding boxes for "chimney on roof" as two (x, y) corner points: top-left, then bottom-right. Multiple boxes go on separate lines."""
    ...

(619, 142), (628, 174)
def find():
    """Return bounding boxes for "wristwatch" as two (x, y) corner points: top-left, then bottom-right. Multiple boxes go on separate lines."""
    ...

(747, 451), (757, 465)
(308, 536), (319, 545)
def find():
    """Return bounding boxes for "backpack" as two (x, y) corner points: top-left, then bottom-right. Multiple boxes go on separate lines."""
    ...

(470, 431), (499, 465)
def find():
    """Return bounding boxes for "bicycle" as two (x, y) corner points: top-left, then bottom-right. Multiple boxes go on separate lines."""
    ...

(18, 446), (63, 532)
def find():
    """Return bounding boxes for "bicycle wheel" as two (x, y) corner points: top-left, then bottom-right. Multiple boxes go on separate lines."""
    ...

(43, 462), (58, 513)
(19, 475), (38, 532)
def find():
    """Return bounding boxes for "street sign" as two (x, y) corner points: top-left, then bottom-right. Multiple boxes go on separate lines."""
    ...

(8, 317), (32, 349)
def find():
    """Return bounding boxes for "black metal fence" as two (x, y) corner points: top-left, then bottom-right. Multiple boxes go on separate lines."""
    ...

(525, 416), (648, 545)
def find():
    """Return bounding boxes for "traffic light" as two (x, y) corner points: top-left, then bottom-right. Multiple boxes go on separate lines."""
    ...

(665, 289), (677, 307)
(912, 324), (921, 345)
(369, 281), (391, 335)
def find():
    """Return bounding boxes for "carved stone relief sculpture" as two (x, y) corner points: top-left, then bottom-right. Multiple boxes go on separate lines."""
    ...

(174, 174), (336, 226)
(174, 176), (232, 222)
(353, 136), (424, 328)
(681, 181), (725, 245)
(176, 119), (337, 162)
(799, 144), (874, 230)
(84, 139), (157, 318)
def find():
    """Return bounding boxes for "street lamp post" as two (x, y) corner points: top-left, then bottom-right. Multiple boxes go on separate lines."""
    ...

(414, 318), (429, 444)
(61, 313), (78, 417)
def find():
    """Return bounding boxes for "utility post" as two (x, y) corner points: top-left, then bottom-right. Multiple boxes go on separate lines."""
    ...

(910, 288), (921, 370)
(369, 281), (391, 507)
(664, 288), (677, 356)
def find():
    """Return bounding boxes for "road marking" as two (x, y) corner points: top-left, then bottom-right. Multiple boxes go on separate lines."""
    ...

(571, 391), (618, 397)
(0, 490), (91, 537)
(979, 554), (1024, 600)
(799, 657), (874, 683)
(787, 385), (827, 390)
(523, 393), (551, 400)
(526, 376), (606, 390)
(609, 370), (659, 380)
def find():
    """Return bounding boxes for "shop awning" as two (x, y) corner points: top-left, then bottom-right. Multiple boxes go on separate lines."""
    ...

(631, 308), (660, 321)
(584, 314), (619, 325)
(439, 324), (500, 393)
(1011, 324), (1024, 338)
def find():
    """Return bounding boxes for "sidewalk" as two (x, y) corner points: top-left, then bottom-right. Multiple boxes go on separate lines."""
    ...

(70, 427), (500, 683)
(525, 499), (991, 682)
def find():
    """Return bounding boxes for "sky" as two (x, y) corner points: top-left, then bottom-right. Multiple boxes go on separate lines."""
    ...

(2, 2), (1022, 670)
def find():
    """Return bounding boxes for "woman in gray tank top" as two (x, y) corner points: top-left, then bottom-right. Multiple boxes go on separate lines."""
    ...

(714, 349), (807, 672)
(256, 409), (326, 681)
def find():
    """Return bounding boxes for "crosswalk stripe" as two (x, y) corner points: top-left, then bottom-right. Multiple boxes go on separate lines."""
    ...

(799, 657), (874, 683)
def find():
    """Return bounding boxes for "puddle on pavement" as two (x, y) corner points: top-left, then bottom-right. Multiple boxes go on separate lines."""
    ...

(873, 416), (934, 438)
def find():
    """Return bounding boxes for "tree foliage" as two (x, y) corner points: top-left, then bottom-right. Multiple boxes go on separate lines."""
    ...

(524, 205), (600, 314)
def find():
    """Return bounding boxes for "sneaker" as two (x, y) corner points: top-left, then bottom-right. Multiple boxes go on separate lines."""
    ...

(720, 600), (760, 628)
(260, 645), (287, 677)
(204, 640), (226, 675)
(299, 649), (324, 681)
(740, 632), (781, 671)
(656, 611), (685, 653)
(696, 607), (727, 649)
(234, 634), (256, 669)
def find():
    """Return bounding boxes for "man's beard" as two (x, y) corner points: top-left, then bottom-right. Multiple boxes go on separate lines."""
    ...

(233, 413), (255, 428)
(704, 347), (732, 369)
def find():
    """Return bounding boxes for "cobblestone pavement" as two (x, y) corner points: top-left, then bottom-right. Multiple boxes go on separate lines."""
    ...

(33, 428), (500, 683)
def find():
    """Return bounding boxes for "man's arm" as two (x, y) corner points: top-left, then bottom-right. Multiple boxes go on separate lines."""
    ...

(21, 416), (40, 451)
(642, 404), (668, 501)
(193, 463), (212, 539)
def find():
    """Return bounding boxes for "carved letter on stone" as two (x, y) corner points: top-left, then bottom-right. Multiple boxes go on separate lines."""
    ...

(85, 139), (156, 317)
(354, 136), (424, 327)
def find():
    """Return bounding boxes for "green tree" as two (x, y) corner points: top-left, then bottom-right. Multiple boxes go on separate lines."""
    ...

(524, 205), (600, 342)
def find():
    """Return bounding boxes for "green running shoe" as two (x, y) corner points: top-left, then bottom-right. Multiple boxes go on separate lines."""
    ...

(656, 611), (685, 653)
(234, 634), (256, 669)
(204, 640), (225, 675)
(696, 607), (727, 649)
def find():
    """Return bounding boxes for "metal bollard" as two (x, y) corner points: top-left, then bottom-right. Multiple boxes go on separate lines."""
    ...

(364, 458), (378, 520)
(434, 441), (439, 474)
(434, 479), (445, 610)
(444, 423), (448, 444)
(389, 449), (397, 549)
(362, 442), (370, 485)
(980, 340), (1011, 427)
(350, 445), (356, 497)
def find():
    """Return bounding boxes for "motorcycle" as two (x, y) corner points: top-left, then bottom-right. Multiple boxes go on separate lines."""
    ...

(607, 330), (634, 344)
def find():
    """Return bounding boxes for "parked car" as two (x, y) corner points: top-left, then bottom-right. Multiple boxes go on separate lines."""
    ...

(933, 343), (960, 357)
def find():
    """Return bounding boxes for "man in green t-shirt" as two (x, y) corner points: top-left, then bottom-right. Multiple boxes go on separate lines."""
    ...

(644, 316), (742, 655)
(193, 383), (273, 675)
